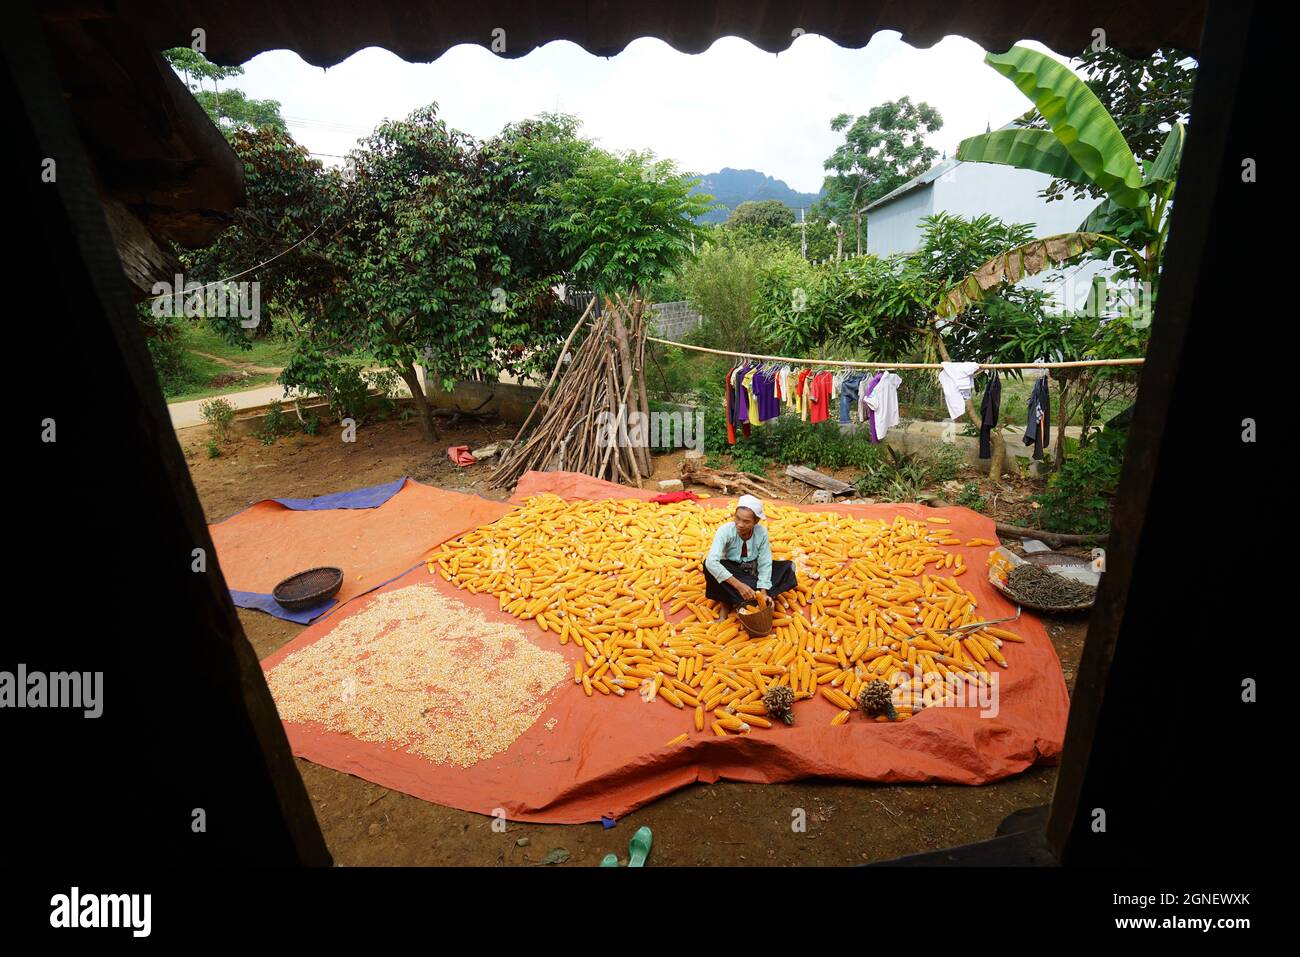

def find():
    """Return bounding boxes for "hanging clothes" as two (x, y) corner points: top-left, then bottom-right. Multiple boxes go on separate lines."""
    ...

(859, 371), (884, 442)
(725, 364), (751, 445)
(809, 371), (833, 423)
(797, 369), (811, 421)
(938, 361), (982, 420)
(838, 371), (868, 424)
(742, 367), (761, 425)
(1025, 374), (1051, 460)
(865, 371), (902, 439)
(979, 370), (1002, 459)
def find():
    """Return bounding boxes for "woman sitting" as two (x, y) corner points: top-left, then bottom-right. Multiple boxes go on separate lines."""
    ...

(701, 494), (798, 619)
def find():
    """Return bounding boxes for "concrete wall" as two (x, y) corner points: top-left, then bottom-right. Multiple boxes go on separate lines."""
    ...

(865, 185), (934, 258)
(649, 300), (703, 340)
(423, 378), (542, 424)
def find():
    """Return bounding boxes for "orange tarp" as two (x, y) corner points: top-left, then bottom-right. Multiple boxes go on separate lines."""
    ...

(259, 472), (1070, 823)
(211, 478), (510, 612)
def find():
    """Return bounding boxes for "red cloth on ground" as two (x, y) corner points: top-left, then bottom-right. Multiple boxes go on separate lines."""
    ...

(447, 445), (476, 467)
(651, 490), (703, 503)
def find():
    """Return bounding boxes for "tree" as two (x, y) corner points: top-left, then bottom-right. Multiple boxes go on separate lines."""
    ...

(813, 97), (944, 255)
(545, 149), (715, 296)
(185, 108), (575, 440)
(680, 242), (767, 353)
(725, 200), (795, 237)
(163, 48), (286, 133)
(1017, 45), (1196, 205)
(956, 45), (1184, 304)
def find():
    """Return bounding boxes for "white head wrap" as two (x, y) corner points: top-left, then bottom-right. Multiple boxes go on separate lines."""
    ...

(736, 494), (766, 521)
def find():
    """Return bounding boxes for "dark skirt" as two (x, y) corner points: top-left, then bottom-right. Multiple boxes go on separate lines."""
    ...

(702, 559), (798, 609)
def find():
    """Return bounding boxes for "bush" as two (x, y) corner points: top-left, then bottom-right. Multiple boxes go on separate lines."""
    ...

(200, 397), (237, 444)
(956, 481), (987, 511)
(254, 399), (297, 445)
(1034, 425), (1127, 533)
(854, 444), (962, 502)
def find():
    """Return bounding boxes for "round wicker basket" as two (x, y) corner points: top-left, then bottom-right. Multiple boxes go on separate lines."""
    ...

(273, 566), (344, 611)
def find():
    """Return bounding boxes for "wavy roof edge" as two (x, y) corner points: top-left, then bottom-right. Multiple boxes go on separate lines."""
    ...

(113, 1), (1205, 67)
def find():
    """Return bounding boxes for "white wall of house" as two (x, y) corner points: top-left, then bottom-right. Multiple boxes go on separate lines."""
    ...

(867, 160), (1116, 313)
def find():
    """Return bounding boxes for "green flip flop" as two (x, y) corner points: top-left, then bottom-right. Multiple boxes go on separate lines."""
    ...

(599, 853), (620, 867)
(627, 826), (653, 867)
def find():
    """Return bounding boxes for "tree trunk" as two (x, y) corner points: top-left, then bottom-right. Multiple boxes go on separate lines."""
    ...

(399, 362), (439, 441)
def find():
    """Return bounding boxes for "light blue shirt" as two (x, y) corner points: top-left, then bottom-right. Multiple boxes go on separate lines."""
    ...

(705, 522), (772, 591)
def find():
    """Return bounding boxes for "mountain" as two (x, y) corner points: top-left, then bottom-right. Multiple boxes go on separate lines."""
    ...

(689, 167), (824, 224)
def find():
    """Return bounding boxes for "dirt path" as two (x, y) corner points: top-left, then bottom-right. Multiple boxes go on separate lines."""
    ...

(184, 417), (1087, 866)
(190, 349), (283, 375)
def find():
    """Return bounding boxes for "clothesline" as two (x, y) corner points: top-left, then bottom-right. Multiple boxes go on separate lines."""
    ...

(645, 336), (1144, 370)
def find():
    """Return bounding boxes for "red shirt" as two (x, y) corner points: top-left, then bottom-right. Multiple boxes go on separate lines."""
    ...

(809, 371), (832, 422)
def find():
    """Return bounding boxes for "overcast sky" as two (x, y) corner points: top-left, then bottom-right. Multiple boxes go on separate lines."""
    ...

(228, 32), (1074, 194)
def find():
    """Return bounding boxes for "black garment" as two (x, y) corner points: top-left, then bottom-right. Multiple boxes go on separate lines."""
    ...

(702, 559), (798, 609)
(978, 370), (1001, 459)
(1024, 375), (1051, 460)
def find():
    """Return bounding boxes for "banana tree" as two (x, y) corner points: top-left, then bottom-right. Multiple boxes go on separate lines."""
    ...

(956, 46), (1185, 304)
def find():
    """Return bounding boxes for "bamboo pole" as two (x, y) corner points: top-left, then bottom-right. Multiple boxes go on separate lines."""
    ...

(644, 336), (1143, 370)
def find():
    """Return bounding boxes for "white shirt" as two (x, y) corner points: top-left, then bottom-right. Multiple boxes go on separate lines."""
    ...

(865, 372), (902, 438)
(938, 361), (981, 420)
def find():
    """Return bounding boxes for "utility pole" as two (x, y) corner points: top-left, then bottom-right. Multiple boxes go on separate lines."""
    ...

(800, 208), (807, 259)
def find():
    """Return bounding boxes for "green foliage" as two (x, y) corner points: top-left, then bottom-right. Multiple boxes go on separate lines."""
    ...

(544, 149), (715, 294)
(255, 400), (297, 445)
(206, 438), (222, 459)
(145, 312), (199, 396)
(853, 444), (961, 502)
(1022, 46), (1196, 205)
(680, 242), (766, 352)
(1034, 424), (1128, 532)
(163, 48), (285, 133)
(199, 397), (237, 443)
(955, 481), (988, 511)
(958, 45), (1183, 297)
(813, 97), (944, 252)
(725, 200), (796, 240)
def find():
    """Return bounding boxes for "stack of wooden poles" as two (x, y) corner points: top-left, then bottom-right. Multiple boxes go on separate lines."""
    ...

(489, 294), (653, 489)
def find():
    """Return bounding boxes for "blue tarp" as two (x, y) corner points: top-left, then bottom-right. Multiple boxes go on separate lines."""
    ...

(230, 589), (337, 625)
(270, 476), (408, 511)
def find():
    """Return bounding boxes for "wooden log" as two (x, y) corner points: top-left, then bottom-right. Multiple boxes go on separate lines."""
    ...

(784, 465), (853, 494)
(993, 522), (1110, 547)
(682, 457), (784, 498)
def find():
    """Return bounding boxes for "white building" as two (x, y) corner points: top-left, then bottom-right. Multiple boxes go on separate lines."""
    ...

(863, 132), (1116, 313)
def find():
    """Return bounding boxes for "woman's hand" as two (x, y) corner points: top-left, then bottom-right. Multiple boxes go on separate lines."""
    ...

(732, 580), (757, 603)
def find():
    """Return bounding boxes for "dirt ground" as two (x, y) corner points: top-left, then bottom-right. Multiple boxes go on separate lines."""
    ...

(180, 416), (1089, 866)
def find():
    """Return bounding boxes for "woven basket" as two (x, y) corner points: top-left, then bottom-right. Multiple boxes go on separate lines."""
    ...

(273, 566), (344, 611)
(736, 599), (773, 637)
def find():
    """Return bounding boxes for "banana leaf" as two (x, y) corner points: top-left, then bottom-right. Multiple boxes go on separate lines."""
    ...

(936, 232), (1103, 318)
(981, 47), (1146, 209)
(955, 128), (1092, 187)
(1143, 122), (1186, 191)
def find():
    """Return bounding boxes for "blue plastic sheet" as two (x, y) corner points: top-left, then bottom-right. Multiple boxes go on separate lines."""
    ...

(270, 476), (408, 511)
(230, 589), (337, 624)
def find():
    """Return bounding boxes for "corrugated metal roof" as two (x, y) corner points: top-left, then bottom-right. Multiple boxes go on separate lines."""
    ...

(103, 0), (1205, 67)
(865, 121), (1021, 212)
(864, 157), (957, 212)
